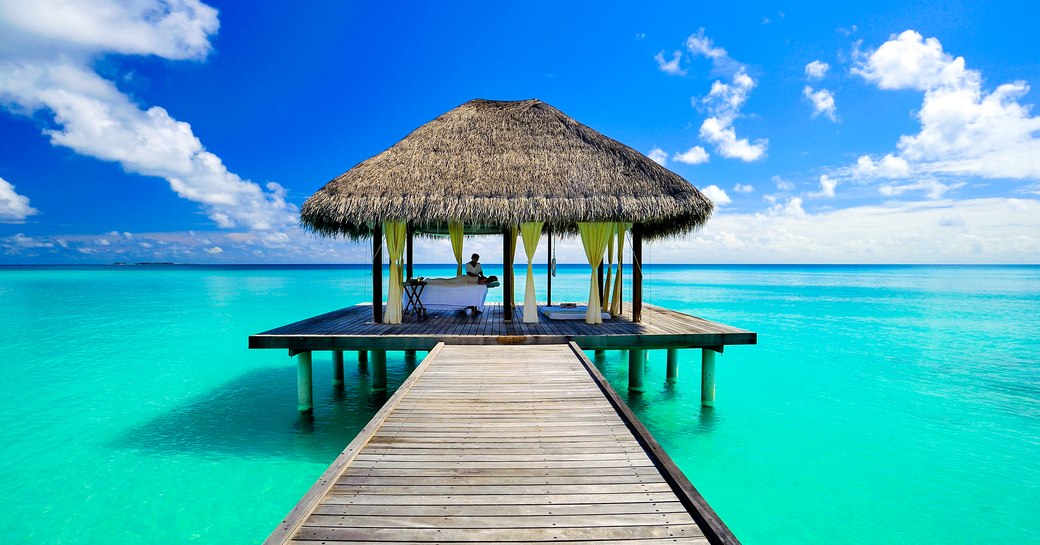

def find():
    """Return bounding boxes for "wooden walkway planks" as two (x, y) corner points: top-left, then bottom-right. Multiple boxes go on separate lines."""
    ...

(249, 303), (756, 352)
(265, 343), (736, 545)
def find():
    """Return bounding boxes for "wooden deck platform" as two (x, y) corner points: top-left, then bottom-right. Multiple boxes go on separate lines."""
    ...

(249, 302), (756, 352)
(266, 342), (737, 545)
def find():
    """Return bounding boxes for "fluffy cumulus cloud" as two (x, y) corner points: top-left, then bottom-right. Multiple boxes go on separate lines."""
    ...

(700, 184), (731, 205)
(733, 183), (753, 193)
(805, 60), (830, 80)
(810, 174), (838, 198)
(655, 29), (765, 163)
(852, 30), (1040, 180)
(699, 70), (768, 161)
(0, 0), (297, 231)
(654, 50), (685, 76)
(803, 86), (837, 121)
(0, 0), (218, 59)
(673, 146), (709, 165)
(686, 28), (727, 60)
(647, 147), (668, 165)
(0, 176), (38, 222)
(651, 197), (1040, 264)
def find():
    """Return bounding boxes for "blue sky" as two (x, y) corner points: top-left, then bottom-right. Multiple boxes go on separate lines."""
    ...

(1, 0), (1038, 264)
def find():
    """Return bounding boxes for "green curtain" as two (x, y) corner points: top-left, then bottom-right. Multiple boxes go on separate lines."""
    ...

(602, 225), (615, 312)
(578, 222), (613, 324)
(520, 222), (543, 323)
(384, 221), (407, 324)
(449, 222), (464, 276)
(610, 223), (631, 316)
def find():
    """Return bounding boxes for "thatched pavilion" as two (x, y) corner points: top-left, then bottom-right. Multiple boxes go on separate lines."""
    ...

(301, 98), (713, 325)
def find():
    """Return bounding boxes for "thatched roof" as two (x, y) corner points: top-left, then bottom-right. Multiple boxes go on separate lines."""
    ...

(301, 98), (713, 239)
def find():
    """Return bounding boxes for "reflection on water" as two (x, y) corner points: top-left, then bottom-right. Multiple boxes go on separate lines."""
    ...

(111, 357), (410, 463)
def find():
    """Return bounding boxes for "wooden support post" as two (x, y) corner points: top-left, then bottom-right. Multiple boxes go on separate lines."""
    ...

(371, 350), (387, 392)
(632, 223), (643, 323)
(404, 349), (417, 363)
(371, 223), (383, 323)
(701, 349), (716, 406)
(628, 348), (645, 393)
(296, 351), (313, 412)
(358, 350), (368, 371)
(594, 349), (606, 364)
(617, 244), (623, 309)
(597, 263), (605, 303)
(332, 350), (345, 387)
(666, 348), (678, 383)
(503, 227), (513, 321)
(546, 227), (553, 307)
(406, 224), (414, 280)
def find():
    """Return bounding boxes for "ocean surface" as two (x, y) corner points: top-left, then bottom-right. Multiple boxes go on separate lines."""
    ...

(1, 264), (1038, 544)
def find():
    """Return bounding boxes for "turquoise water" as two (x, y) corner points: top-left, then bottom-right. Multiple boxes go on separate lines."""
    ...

(1, 264), (1038, 544)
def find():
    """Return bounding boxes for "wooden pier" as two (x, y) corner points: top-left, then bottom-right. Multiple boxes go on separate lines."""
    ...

(249, 302), (755, 352)
(265, 342), (737, 544)
(250, 302), (755, 408)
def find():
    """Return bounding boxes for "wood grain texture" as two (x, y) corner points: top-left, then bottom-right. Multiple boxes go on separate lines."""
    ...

(265, 344), (732, 544)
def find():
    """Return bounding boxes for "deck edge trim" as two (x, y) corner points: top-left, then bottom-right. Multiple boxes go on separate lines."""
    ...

(567, 341), (742, 545)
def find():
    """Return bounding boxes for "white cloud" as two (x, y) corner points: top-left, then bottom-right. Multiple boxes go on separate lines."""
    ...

(685, 28), (728, 60)
(852, 154), (911, 179)
(654, 50), (685, 76)
(803, 86), (837, 121)
(673, 146), (709, 164)
(879, 179), (964, 200)
(701, 184), (731, 205)
(205, 246), (223, 254)
(7, 233), (53, 248)
(810, 174), (838, 198)
(772, 175), (795, 191)
(651, 197), (1040, 264)
(0, 176), (38, 222)
(733, 183), (754, 193)
(647, 147), (668, 165)
(698, 70), (768, 161)
(852, 30), (1040, 180)
(768, 196), (806, 217)
(0, 0), (218, 60)
(805, 60), (830, 80)
(0, 1), (297, 232)
(95, 238), (110, 246)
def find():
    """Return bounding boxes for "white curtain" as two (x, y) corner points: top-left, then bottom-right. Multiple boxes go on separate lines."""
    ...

(384, 221), (407, 324)
(578, 222), (613, 324)
(520, 222), (543, 323)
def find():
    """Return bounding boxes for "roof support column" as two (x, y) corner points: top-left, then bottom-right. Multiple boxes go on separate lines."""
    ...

(546, 227), (553, 307)
(372, 223), (383, 323)
(632, 223), (643, 323)
(503, 226), (514, 321)
(597, 264), (605, 307)
(406, 224), (414, 280)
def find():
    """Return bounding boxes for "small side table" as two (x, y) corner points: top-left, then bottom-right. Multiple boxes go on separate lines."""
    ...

(403, 279), (427, 319)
